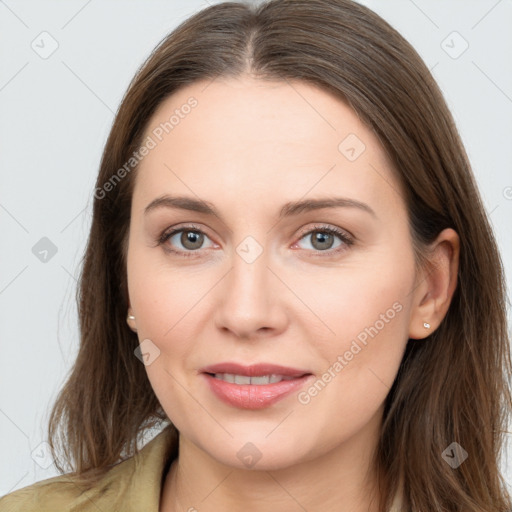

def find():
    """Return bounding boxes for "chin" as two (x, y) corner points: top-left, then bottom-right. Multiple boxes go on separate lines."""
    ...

(198, 434), (314, 472)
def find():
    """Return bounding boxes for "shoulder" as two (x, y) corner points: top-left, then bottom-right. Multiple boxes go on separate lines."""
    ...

(0, 425), (178, 512)
(0, 472), (101, 511)
(0, 452), (139, 511)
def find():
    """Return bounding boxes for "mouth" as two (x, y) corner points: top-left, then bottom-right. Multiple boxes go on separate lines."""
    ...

(200, 362), (314, 409)
(204, 373), (304, 384)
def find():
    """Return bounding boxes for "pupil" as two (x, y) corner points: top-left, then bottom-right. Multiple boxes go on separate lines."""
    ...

(183, 231), (202, 249)
(314, 232), (332, 250)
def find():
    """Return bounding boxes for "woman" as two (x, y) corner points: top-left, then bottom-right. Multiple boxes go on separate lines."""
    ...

(1, 0), (510, 510)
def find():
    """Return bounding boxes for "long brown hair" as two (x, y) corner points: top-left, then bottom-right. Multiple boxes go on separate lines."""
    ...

(47, 1), (512, 510)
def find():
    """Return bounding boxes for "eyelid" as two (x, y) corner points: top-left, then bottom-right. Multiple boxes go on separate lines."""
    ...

(158, 222), (209, 245)
(295, 223), (354, 243)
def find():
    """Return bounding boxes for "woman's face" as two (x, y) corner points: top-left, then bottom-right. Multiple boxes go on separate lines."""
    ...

(126, 76), (420, 470)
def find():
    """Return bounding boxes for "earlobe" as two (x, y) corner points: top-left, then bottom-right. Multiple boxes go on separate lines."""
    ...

(408, 228), (460, 340)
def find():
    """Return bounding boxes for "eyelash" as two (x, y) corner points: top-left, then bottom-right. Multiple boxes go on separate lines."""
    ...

(157, 223), (354, 259)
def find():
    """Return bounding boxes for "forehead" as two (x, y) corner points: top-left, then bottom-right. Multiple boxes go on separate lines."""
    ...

(133, 76), (403, 216)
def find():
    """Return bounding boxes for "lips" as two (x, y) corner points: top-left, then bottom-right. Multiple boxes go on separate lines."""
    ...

(200, 362), (314, 409)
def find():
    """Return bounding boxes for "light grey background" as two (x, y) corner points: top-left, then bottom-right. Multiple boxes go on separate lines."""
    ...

(1, 0), (511, 497)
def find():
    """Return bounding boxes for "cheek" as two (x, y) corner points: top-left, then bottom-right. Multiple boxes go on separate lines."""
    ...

(126, 248), (216, 394)
(128, 271), (198, 354)
(305, 248), (411, 322)
(294, 248), (414, 387)
(127, 240), (192, 336)
(126, 263), (201, 423)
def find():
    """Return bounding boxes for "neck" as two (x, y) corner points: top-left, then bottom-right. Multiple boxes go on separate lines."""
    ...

(160, 411), (383, 512)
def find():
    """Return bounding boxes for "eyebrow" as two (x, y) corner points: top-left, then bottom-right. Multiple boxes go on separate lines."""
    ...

(144, 194), (376, 219)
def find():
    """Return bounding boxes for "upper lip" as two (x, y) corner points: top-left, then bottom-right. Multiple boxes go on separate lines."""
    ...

(200, 362), (312, 378)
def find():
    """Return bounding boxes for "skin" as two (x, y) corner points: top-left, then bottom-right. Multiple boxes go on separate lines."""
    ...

(125, 75), (459, 512)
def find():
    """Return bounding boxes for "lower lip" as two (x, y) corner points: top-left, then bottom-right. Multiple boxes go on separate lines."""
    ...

(202, 373), (313, 409)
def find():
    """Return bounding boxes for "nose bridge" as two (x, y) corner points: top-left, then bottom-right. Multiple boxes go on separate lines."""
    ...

(215, 231), (284, 337)
(231, 233), (271, 310)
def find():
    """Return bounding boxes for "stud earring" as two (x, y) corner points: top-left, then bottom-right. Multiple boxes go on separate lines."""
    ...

(127, 314), (137, 333)
(423, 322), (431, 329)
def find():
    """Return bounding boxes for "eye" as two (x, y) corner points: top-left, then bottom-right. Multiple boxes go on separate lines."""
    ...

(157, 223), (354, 258)
(294, 224), (354, 256)
(158, 224), (215, 257)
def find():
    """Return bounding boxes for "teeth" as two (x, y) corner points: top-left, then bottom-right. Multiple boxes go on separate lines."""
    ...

(234, 375), (251, 385)
(213, 373), (296, 385)
(251, 375), (272, 385)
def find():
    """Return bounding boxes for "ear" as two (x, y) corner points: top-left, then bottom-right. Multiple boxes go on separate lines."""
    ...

(408, 228), (460, 340)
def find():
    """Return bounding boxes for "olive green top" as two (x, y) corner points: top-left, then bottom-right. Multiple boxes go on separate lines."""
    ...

(0, 426), (176, 511)
(0, 425), (403, 511)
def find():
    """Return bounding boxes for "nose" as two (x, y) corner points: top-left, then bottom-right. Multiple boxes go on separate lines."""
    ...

(214, 239), (288, 340)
